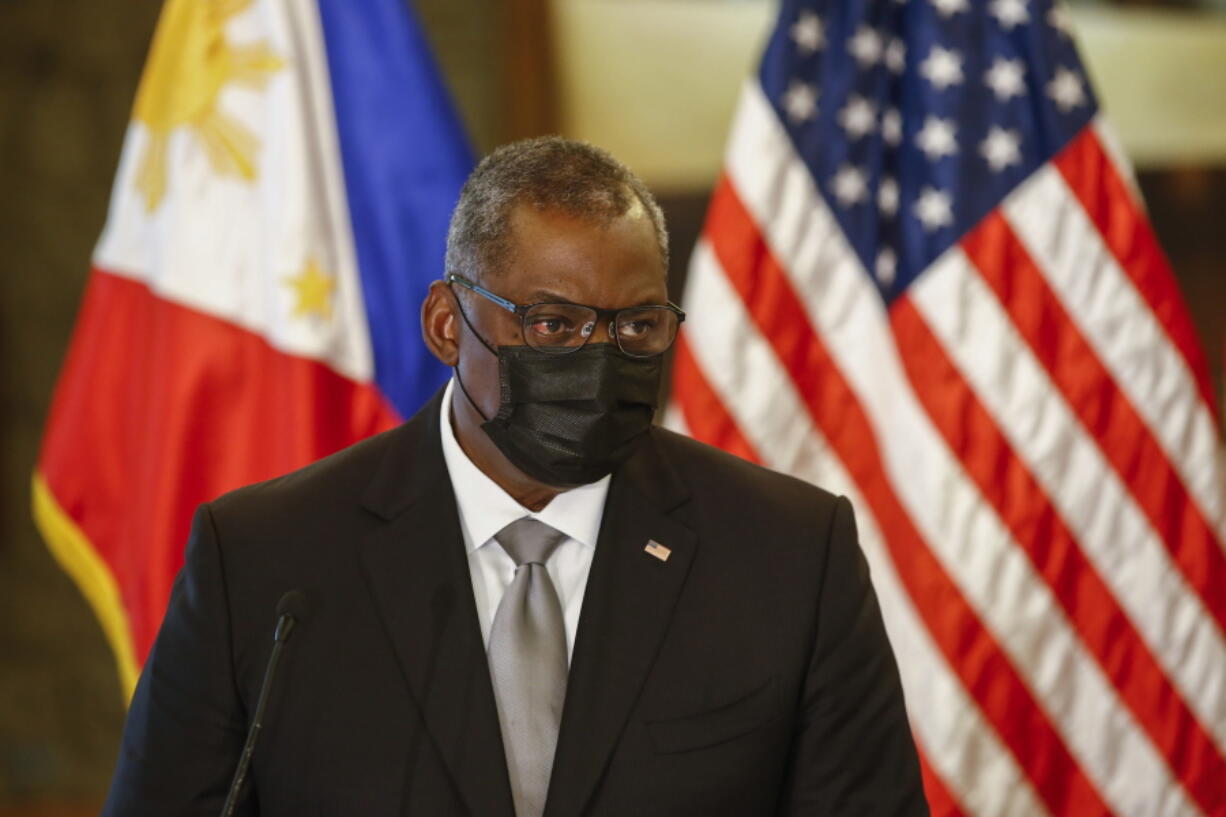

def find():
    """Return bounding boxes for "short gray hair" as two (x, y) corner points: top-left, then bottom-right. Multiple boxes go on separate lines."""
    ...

(445, 136), (669, 282)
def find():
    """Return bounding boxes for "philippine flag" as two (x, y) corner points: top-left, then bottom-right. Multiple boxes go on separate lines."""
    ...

(33, 0), (473, 699)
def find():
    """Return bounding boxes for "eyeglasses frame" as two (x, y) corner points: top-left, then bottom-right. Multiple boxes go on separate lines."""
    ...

(446, 272), (685, 357)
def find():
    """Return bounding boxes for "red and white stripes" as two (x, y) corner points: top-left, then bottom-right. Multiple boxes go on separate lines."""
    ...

(669, 80), (1226, 816)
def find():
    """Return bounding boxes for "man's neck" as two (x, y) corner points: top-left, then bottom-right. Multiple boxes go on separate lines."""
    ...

(448, 399), (562, 512)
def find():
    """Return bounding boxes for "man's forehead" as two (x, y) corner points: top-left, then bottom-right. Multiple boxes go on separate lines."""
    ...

(479, 203), (666, 306)
(504, 198), (647, 236)
(496, 202), (659, 262)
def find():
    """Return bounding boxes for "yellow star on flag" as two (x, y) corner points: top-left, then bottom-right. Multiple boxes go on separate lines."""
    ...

(285, 258), (335, 321)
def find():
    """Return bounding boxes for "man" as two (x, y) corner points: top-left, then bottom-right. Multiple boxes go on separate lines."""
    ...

(102, 137), (928, 816)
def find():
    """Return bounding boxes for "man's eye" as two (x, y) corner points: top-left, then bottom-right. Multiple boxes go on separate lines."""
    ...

(618, 316), (659, 338)
(529, 315), (574, 336)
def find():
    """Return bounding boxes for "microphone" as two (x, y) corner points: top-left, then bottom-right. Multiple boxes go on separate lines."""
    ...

(219, 590), (308, 817)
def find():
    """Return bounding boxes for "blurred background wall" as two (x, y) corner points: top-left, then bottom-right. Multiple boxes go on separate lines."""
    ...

(0, 0), (1221, 813)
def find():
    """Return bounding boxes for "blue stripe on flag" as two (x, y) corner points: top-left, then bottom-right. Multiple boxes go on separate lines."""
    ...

(316, 0), (474, 419)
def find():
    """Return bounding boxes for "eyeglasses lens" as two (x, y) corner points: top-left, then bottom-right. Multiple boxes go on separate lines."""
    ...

(523, 304), (599, 350)
(615, 307), (678, 356)
(522, 304), (678, 356)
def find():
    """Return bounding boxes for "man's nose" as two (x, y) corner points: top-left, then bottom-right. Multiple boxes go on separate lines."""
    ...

(583, 318), (616, 346)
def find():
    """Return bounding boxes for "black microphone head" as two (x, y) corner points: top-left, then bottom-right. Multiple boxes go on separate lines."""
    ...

(274, 590), (310, 642)
(276, 589), (309, 621)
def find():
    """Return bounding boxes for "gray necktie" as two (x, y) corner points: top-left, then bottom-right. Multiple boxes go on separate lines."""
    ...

(488, 518), (569, 817)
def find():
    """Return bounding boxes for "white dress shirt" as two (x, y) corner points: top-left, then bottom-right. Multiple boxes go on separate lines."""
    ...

(438, 379), (609, 662)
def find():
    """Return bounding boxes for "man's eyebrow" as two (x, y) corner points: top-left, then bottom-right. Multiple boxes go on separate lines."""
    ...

(525, 290), (670, 308)
(525, 289), (576, 304)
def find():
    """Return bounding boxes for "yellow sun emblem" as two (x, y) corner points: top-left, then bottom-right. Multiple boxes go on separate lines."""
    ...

(132, 0), (284, 212)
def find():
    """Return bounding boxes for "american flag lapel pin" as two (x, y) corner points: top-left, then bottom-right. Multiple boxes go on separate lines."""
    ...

(644, 539), (671, 562)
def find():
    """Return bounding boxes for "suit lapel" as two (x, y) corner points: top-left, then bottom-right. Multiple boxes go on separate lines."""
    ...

(545, 430), (697, 817)
(358, 391), (516, 817)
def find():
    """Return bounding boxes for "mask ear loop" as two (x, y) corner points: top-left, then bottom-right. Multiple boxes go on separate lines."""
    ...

(449, 284), (497, 423)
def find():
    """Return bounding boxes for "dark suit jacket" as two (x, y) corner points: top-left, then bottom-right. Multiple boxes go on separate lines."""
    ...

(102, 389), (928, 816)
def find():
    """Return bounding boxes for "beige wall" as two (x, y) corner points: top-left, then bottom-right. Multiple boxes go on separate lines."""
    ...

(0, 1), (160, 805)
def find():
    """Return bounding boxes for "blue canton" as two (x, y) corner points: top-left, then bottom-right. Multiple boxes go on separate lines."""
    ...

(759, 0), (1097, 302)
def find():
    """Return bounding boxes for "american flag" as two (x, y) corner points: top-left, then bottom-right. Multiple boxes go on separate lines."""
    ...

(666, 0), (1226, 814)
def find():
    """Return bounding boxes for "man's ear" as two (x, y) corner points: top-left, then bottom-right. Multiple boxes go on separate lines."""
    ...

(421, 280), (459, 367)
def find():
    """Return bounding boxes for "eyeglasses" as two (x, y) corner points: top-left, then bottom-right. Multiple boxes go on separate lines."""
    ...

(447, 273), (685, 358)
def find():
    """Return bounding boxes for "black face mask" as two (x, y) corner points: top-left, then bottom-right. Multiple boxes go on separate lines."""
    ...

(452, 309), (662, 488)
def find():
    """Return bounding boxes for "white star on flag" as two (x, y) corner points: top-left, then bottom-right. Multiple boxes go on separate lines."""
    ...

(782, 80), (819, 123)
(878, 176), (899, 216)
(885, 38), (906, 74)
(848, 26), (884, 68)
(1047, 66), (1086, 112)
(914, 185), (954, 231)
(1048, 3), (1075, 37)
(875, 248), (897, 286)
(989, 0), (1030, 29)
(984, 57), (1027, 101)
(881, 108), (903, 146)
(831, 164), (869, 207)
(980, 126), (1022, 171)
(838, 95), (877, 140)
(929, 0), (969, 18)
(790, 11), (825, 55)
(920, 46), (964, 90)
(916, 116), (959, 161)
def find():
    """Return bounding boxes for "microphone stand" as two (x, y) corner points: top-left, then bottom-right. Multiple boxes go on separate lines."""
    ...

(219, 593), (302, 817)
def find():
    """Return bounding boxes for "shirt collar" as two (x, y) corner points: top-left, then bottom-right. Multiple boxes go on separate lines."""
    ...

(438, 379), (610, 553)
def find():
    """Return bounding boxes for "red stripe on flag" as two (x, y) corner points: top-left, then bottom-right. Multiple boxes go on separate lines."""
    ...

(1054, 128), (1218, 419)
(37, 269), (400, 664)
(891, 296), (1226, 814)
(703, 174), (1113, 816)
(962, 213), (1226, 635)
(917, 749), (968, 817)
(669, 332), (761, 463)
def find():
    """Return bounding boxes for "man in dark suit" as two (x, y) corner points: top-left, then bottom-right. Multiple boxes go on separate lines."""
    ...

(102, 137), (928, 816)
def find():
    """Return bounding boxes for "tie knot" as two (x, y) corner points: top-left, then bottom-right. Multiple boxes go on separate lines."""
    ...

(494, 518), (567, 567)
